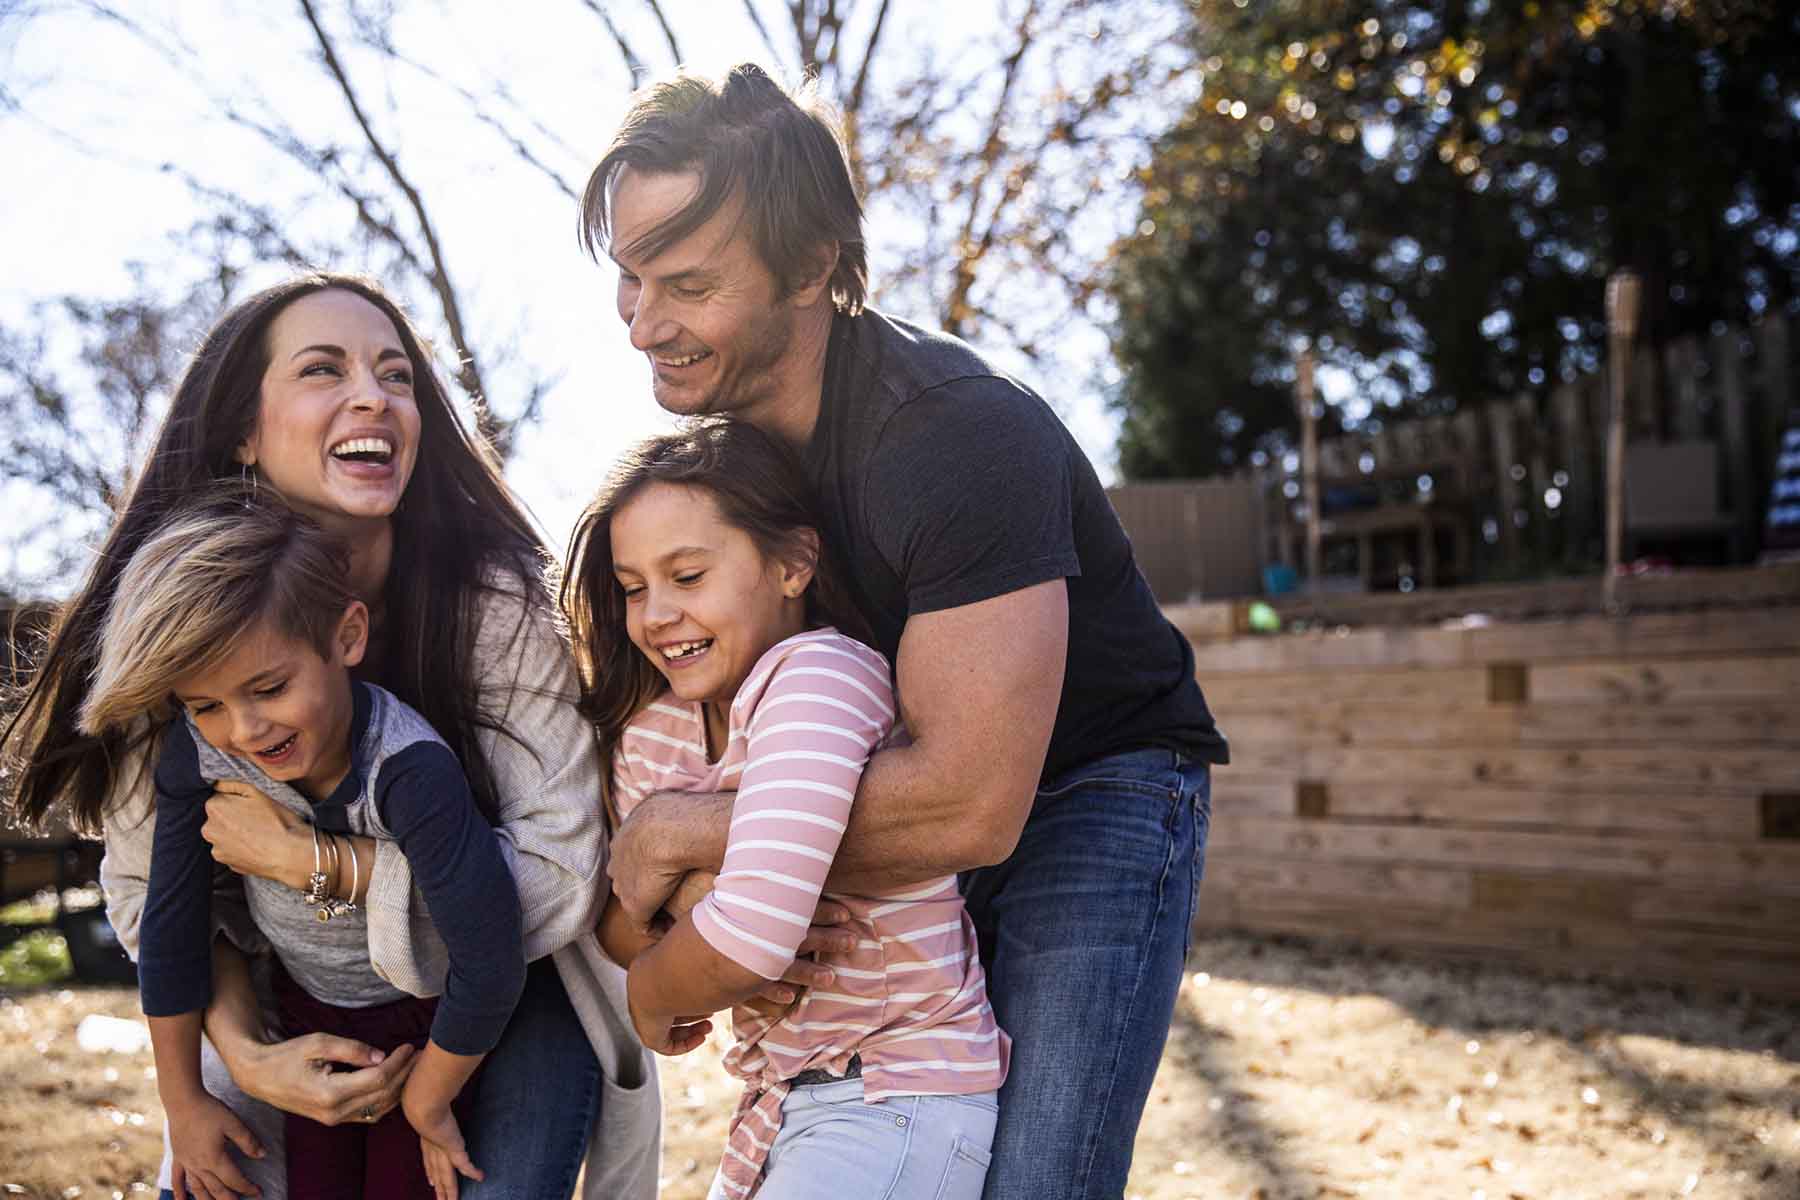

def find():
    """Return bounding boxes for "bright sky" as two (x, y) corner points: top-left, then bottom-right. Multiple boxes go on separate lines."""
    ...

(0, 2), (1131, 594)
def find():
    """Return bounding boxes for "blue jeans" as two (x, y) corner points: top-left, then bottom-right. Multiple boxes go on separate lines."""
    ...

(707, 1081), (999, 1200)
(961, 748), (1211, 1200)
(459, 956), (601, 1199)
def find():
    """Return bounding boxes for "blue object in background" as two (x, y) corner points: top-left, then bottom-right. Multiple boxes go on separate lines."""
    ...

(1263, 564), (1298, 595)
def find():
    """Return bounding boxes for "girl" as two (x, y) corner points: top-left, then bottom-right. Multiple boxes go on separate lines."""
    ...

(562, 421), (1009, 1200)
(80, 484), (523, 1200)
(0, 274), (657, 1200)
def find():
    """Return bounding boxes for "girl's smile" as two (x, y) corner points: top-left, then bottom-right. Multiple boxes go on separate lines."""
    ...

(609, 482), (812, 743)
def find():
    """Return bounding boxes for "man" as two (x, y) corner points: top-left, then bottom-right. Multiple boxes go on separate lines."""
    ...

(583, 63), (1228, 1198)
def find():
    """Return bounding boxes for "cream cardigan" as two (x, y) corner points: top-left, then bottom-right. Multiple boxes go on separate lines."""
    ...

(99, 576), (659, 1200)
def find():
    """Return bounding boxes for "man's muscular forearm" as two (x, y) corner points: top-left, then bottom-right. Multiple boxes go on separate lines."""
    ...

(614, 736), (1013, 913)
(610, 585), (1066, 907)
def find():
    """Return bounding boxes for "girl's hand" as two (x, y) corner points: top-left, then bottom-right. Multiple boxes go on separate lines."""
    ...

(202, 781), (312, 891)
(165, 1091), (264, 1199)
(626, 980), (712, 1056)
(407, 1103), (482, 1200)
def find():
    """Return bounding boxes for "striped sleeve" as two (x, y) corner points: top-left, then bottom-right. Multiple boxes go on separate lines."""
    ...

(689, 641), (892, 979)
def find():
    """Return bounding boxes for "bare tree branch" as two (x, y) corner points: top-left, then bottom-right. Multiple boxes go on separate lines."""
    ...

(579, 0), (649, 82)
(640, 0), (683, 63)
(359, 41), (581, 199)
(844, 0), (891, 116)
(741, 0), (784, 65)
(942, 0), (1040, 334)
(296, 0), (501, 449)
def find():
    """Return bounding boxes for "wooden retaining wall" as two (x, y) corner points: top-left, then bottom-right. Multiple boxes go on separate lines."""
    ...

(1177, 600), (1800, 997)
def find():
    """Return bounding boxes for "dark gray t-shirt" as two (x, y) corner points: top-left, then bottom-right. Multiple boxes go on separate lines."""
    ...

(805, 308), (1228, 782)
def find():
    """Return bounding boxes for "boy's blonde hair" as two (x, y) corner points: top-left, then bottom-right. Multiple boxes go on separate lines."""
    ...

(79, 482), (355, 736)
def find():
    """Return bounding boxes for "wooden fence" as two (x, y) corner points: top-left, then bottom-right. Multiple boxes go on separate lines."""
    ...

(1174, 581), (1800, 997)
(1264, 312), (1794, 588)
(1107, 477), (1264, 601)
(1115, 312), (1796, 601)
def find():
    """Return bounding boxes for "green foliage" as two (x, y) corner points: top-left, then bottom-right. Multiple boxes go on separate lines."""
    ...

(1109, 0), (1799, 478)
(0, 929), (73, 990)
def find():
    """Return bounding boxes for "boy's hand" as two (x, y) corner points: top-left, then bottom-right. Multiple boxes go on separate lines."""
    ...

(406, 1101), (482, 1200)
(166, 1092), (264, 1199)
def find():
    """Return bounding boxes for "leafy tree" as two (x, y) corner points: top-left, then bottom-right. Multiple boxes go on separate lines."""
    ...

(1109, 0), (1799, 478)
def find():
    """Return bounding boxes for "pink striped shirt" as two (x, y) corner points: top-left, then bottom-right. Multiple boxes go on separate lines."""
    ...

(613, 629), (1008, 1196)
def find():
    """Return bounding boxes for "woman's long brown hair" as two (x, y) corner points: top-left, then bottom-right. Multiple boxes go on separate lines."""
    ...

(1, 272), (549, 833)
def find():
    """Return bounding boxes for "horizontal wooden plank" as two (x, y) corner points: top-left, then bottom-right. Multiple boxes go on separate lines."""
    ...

(1219, 700), (1799, 749)
(1205, 813), (1800, 892)
(1515, 700), (1800, 745)
(1162, 599), (1250, 641)
(1189, 606), (1800, 673)
(1210, 776), (1299, 818)
(1244, 562), (1800, 632)
(1203, 666), (1494, 709)
(1530, 655), (1800, 704)
(1192, 896), (1800, 998)
(1320, 781), (1761, 839)
(1222, 743), (1800, 791)
(1205, 857), (1473, 907)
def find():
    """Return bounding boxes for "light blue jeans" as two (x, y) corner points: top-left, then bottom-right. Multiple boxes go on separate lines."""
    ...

(706, 1080), (998, 1200)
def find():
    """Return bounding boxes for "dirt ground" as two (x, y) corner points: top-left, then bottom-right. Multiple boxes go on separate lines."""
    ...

(3, 931), (1797, 1200)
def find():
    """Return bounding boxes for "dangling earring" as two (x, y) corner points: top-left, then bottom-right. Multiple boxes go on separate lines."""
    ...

(241, 462), (258, 505)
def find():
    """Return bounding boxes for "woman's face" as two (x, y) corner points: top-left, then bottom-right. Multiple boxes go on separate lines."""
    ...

(239, 289), (423, 528)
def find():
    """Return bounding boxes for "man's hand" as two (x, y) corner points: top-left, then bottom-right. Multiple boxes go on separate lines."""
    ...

(607, 792), (732, 930)
(165, 1091), (264, 1200)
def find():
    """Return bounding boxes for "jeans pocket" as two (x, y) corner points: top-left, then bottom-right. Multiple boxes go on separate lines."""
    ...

(931, 1134), (993, 1200)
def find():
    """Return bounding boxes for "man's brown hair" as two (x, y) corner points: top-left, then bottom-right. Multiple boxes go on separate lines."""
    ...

(581, 62), (868, 314)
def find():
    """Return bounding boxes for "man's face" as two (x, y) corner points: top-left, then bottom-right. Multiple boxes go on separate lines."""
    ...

(609, 167), (798, 422)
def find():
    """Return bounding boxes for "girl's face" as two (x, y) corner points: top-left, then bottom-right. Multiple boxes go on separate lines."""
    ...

(238, 289), (423, 530)
(172, 608), (368, 800)
(609, 482), (813, 720)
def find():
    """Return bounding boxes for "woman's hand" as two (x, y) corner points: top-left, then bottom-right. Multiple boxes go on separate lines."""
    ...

(218, 1032), (418, 1127)
(202, 781), (313, 892)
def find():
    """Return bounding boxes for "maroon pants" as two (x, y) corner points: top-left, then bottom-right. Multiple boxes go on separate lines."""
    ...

(272, 965), (477, 1200)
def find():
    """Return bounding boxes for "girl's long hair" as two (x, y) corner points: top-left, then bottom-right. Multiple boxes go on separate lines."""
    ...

(1, 272), (548, 833)
(561, 420), (871, 796)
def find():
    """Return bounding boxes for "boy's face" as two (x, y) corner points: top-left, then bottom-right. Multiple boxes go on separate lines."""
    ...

(173, 605), (368, 800)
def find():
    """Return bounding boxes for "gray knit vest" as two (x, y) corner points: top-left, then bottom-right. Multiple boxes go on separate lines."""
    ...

(187, 683), (450, 1008)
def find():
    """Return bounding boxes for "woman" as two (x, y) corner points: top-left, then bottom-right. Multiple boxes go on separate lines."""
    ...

(1, 273), (659, 1199)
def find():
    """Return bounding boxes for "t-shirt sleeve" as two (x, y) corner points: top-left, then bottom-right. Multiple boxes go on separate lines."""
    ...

(375, 743), (526, 1056)
(689, 640), (893, 979)
(139, 721), (220, 1016)
(863, 378), (1081, 615)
